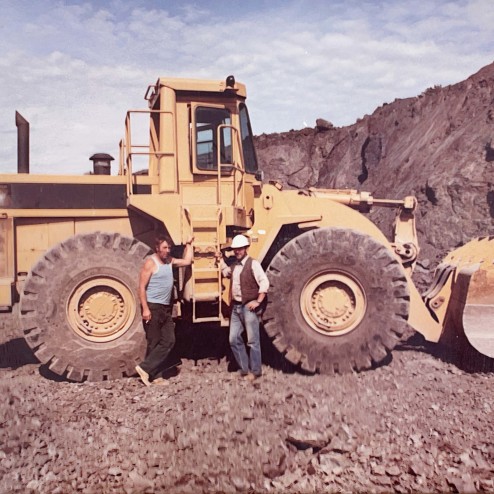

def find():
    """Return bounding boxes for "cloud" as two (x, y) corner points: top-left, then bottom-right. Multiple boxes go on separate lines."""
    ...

(0, 0), (492, 174)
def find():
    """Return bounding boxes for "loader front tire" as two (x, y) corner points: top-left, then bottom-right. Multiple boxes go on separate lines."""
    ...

(20, 233), (152, 381)
(264, 227), (410, 374)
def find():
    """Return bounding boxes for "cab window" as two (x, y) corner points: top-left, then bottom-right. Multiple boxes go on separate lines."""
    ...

(195, 107), (232, 170)
(239, 103), (258, 173)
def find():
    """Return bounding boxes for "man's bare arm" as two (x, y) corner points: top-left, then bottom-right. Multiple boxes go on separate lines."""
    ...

(172, 236), (194, 267)
(139, 258), (155, 321)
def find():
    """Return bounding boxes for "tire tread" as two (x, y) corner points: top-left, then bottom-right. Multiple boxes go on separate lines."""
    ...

(265, 227), (411, 375)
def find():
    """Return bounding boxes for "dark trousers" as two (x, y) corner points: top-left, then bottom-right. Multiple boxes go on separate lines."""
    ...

(140, 303), (175, 380)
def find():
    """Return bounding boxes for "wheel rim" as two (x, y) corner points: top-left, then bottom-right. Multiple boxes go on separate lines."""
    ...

(67, 276), (137, 342)
(301, 271), (367, 336)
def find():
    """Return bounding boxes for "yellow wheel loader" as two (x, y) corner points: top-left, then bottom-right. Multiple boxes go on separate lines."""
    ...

(0, 76), (492, 381)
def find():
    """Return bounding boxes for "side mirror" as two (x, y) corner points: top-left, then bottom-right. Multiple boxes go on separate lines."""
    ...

(255, 170), (264, 182)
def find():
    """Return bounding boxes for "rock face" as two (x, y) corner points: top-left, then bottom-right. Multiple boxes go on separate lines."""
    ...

(255, 62), (494, 272)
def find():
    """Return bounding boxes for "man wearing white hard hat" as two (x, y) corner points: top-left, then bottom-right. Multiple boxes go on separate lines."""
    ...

(217, 234), (269, 381)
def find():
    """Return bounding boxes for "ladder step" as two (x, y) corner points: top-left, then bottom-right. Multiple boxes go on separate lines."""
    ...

(191, 218), (218, 226)
(193, 292), (220, 302)
(193, 316), (222, 323)
(193, 243), (218, 254)
(193, 241), (218, 247)
(192, 216), (218, 221)
(194, 272), (220, 281)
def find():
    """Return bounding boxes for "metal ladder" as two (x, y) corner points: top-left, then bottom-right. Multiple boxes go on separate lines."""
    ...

(185, 206), (223, 323)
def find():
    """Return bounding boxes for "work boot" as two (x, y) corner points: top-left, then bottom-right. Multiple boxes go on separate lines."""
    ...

(135, 365), (151, 386)
(244, 372), (261, 382)
(152, 377), (170, 386)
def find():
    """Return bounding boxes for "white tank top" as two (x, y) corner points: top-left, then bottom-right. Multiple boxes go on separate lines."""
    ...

(146, 255), (174, 305)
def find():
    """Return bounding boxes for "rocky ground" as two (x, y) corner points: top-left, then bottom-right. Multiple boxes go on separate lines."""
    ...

(1, 313), (494, 494)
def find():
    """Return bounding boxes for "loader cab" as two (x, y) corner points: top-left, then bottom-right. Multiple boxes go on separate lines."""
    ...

(140, 74), (259, 178)
(122, 75), (261, 239)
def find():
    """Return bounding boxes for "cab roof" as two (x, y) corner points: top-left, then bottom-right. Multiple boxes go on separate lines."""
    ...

(155, 76), (247, 98)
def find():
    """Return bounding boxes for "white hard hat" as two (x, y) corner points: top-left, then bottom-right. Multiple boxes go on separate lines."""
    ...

(230, 234), (250, 249)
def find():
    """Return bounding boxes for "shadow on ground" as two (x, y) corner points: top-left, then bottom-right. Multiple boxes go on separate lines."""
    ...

(173, 321), (301, 375)
(3, 323), (492, 383)
(395, 331), (494, 374)
(0, 337), (39, 369)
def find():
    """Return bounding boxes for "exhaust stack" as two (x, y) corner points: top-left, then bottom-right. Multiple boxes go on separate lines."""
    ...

(89, 153), (114, 175)
(16, 111), (29, 174)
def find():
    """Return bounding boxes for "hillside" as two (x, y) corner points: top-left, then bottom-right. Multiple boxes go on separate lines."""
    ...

(255, 62), (494, 276)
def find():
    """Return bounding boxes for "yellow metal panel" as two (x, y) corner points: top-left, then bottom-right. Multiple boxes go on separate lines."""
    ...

(182, 185), (218, 205)
(175, 104), (193, 183)
(158, 87), (178, 193)
(159, 155), (177, 193)
(0, 283), (11, 308)
(406, 278), (443, 341)
(0, 217), (13, 278)
(47, 221), (74, 244)
(1, 209), (129, 218)
(16, 220), (74, 273)
(0, 174), (127, 184)
(158, 77), (247, 98)
(16, 217), (135, 275)
(74, 218), (133, 236)
(128, 194), (183, 242)
(0, 217), (14, 305)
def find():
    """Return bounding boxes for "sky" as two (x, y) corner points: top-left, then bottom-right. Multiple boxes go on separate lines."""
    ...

(0, 0), (493, 175)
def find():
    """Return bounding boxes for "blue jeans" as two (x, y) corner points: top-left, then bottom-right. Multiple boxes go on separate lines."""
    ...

(229, 303), (262, 376)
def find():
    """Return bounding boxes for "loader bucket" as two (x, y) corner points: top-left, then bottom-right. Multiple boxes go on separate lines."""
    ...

(461, 265), (494, 357)
(441, 237), (494, 358)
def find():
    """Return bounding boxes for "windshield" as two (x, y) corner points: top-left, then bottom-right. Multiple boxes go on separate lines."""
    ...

(239, 103), (258, 174)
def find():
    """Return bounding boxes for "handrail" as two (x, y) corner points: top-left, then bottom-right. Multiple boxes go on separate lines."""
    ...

(234, 126), (246, 209)
(120, 109), (173, 196)
(118, 139), (124, 176)
(124, 112), (133, 196)
(216, 124), (245, 207)
(144, 83), (158, 101)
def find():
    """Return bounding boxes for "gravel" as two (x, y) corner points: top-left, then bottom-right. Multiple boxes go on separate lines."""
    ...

(1, 315), (494, 493)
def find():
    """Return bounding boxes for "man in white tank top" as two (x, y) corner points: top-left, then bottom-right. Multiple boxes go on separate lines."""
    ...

(135, 234), (193, 386)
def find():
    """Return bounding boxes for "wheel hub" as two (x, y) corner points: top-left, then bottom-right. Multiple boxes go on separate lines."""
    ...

(67, 277), (136, 342)
(81, 290), (122, 324)
(301, 272), (366, 336)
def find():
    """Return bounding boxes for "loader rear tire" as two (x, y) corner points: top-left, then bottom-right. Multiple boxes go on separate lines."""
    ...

(264, 227), (410, 374)
(19, 232), (152, 381)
